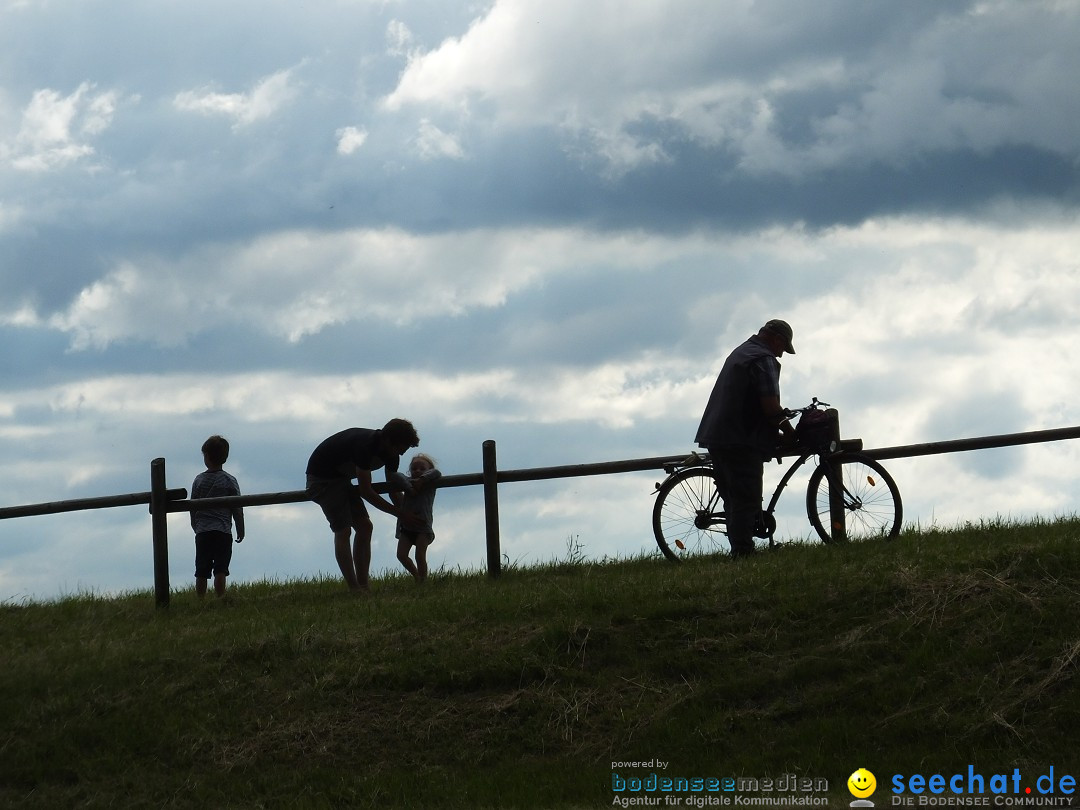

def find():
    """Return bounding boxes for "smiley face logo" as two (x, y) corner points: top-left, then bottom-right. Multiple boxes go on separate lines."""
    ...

(848, 768), (877, 798)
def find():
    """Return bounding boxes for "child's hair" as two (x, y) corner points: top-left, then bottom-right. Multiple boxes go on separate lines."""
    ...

(382, 418), (420, 448)
(410, 453), (437, 471)
(201, 435), (230, 466)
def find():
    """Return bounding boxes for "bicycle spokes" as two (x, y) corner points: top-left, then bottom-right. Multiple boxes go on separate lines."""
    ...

(806, 455), (902, 543)
(651, 467), (728, 560)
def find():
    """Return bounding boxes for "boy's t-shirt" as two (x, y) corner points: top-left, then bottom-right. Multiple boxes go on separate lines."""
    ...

(191, 469), (242, 535)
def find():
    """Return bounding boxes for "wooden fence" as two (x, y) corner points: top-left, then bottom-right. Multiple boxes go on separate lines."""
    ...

(3, 426), (1080, 608)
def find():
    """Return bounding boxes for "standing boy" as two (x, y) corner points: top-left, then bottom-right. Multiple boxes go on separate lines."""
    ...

(191, 435), (245, 598)
(305, 418), (424, 592)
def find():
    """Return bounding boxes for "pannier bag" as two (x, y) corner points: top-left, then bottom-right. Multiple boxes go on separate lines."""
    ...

(796, 408), (839, 452)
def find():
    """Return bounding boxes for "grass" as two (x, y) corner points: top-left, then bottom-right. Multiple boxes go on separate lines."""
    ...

(1, 518), (1079, 808)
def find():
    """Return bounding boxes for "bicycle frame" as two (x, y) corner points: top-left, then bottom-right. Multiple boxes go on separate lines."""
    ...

(673, 448), (832, 539)
(764, 450), (817, 527)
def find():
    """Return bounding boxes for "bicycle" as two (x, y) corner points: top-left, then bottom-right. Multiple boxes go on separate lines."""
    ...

(652, 399), (902, 561)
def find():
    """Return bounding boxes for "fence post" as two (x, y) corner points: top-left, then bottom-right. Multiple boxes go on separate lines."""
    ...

(150, 458), (170, 608)
(827, 410), (847, 542)
(482, 440), (501, 578)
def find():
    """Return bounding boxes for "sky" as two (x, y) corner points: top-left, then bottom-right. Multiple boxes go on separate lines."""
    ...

(2, 0), (1079, 603)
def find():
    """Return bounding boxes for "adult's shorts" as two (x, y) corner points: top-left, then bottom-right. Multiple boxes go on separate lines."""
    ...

(306, 475), (369, 533)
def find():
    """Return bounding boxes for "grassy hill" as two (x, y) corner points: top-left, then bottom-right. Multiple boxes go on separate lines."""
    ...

(2, 519), (1079, 808)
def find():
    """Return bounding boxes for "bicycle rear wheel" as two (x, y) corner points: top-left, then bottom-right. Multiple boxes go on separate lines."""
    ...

(652, 467), (727, 561)
(805, 454), (902, 542)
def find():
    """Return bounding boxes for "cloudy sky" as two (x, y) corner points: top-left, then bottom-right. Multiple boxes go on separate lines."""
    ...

(2, 0), (1079, 603)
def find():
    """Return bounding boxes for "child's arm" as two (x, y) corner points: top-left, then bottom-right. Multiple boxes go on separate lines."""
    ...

(411, 469), (442, 492)
(190, 478), (199, 530)
(229, 477), (245, 542)
(233, 507), (245, 542)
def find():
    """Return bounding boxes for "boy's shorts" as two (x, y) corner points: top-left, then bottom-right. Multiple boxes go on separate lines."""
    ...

(194, 530), (233, 578)
(306, 475), (369, 532)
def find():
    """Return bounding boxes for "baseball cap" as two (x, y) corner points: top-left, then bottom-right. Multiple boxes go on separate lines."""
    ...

(763, 319), (795, 354)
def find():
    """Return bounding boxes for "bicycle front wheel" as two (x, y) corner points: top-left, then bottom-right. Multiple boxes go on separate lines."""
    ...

(652, 467), (726, 561)
(805, 454), (902, 543)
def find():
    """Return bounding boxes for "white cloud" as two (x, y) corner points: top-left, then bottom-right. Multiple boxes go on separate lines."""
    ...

(42, 226), (601, 347)
(34, 215), (1080, 371)
(0, 302), (38, 327)
(81, 91), (118, 136)
(386, 18), (415, 57)
(413, 119), (464, 160)
(1, 362), (693, 435)
(5, 83), (120, 171)
(173, 67), (301, 128)
(335, 125), (368, 155)
(47, 263), (203, 350)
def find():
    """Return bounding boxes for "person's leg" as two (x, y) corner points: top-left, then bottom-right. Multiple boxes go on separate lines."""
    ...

(414, 539), (430, 582)
(312, 478), (365, 591)
(333, 527), (360, 589)
(352, 515), (374, 591)
(707, 446), (730, 504)
(713, 448), (763, 557)
(212, 532), (233, 597)
(194, 533), (213, 597)
(397, 537), (420, 578)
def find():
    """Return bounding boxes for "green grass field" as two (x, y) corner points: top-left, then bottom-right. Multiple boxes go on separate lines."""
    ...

(2, 519), (1079, 808)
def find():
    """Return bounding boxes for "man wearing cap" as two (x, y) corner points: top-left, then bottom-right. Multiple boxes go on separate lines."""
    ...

(695, 320), (797, 557)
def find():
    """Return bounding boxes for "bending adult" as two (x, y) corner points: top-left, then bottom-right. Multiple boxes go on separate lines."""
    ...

(306, 419), (424, 591)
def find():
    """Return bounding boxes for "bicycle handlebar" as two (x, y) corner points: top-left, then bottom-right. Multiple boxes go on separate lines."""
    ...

(783, 397), (831, 420)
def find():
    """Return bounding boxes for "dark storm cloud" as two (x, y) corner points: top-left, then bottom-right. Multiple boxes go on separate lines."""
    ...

(584, 144), (1080, 232)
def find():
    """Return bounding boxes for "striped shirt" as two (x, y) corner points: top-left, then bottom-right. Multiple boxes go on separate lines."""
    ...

(191, 469), (243, 535)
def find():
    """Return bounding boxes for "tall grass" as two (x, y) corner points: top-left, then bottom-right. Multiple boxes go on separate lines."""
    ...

(2, 518), (1079, 808)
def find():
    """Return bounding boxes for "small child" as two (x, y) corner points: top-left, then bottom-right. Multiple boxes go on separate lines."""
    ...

(190, 435), (245, 598)
(393, 453), (441, 583)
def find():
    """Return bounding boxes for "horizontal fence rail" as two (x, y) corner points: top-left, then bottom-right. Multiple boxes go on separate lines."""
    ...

(162, 454), (694, 513)
(3, 426), (1080, 608)
(0, 488), (188, 520)
(859, 425), (1080, 461)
